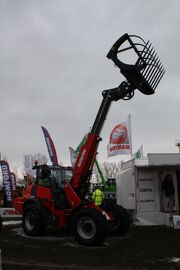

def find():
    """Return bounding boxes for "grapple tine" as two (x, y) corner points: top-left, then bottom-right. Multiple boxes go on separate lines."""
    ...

(152, 66), (165, 89)
(138, 42), (153, 67)
(135, 40), (150, 66)
(148, 59), (162, 86)
(144, 54), (160, 81)
(142, 45), (155, 64)
(141, 48), (156, 76)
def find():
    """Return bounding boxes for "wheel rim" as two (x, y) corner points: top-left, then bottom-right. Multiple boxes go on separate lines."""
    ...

(25, 212), (35, 231)
(77, 217), (96, 240)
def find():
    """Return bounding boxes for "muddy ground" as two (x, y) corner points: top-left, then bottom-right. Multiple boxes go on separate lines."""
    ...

(1, 222), (180, 270)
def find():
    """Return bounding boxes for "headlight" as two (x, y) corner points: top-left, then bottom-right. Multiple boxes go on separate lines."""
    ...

(102, 210), (110, 221)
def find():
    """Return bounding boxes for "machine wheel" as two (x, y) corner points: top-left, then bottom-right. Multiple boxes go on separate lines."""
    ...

(103, 202), (129, 235)
(22, 204), (46, 236)
(71, 208), (107, 246)
(0, 215), (2, 232)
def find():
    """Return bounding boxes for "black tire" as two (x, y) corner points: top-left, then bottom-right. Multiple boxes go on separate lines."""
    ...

(0, 215), (2, 232)
(70, 208), (107, 246)
(22, 204), (46, 236)
(102, 202), (129, 236)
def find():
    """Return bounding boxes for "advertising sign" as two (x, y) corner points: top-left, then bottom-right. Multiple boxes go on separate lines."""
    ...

(0, 208), (21, 217)
(107, 115), (132, 157)
(0, 160), (13, 207)
(139, 178), (155, 212)
(173, 215), (180, 229)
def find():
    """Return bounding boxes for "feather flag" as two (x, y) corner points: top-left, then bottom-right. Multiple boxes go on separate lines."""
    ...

(11, 172), (17, 191)
(41, 126), (58, 166)
(69, 147), (77, 168)
(0, 160), (13, 207)
(133, 145), (143, 159)
(69, 134), (88, 168)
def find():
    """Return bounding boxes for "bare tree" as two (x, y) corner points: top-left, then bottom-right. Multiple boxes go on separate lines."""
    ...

(93, 161), (122, 182)
(2, 155), (8, 162)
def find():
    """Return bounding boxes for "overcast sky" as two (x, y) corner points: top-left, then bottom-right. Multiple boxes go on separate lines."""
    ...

(0, 0), (180, 173)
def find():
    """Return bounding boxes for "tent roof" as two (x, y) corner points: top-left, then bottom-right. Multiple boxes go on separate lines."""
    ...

(121, 153), (180, 170)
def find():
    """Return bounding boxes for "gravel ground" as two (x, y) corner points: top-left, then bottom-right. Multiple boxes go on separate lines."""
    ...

(1, 223), (180, 270)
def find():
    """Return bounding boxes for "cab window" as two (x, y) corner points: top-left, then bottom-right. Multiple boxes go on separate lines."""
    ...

(50, 168), (73, 188)
(37, 167), (50, 187)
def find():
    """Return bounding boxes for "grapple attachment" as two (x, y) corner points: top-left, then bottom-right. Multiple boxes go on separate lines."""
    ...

(107, 33), (165, 95)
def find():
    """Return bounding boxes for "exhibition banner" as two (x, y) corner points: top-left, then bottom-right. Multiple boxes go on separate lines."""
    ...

(11, 172), (17, 191)
(133, 145), (143, 159)
(69, 147), (77, 168)
(107, 115), (132, 157)
(41, 126), (58, 166)
(0, 160), (13, 206)
(69, 134), (88, 168)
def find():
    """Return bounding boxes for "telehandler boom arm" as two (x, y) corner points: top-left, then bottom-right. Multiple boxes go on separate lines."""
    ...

(70, 33), (165, 198)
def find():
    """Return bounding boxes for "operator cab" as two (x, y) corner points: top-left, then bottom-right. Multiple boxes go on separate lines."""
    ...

(33, 164), (73, 210)
(35, 164), (73, 188)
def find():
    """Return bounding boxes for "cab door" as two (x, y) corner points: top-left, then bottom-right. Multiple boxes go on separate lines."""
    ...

(35, 166), (52, 209)
(36, 184), (51, 209)
(50, 167), (72, 210)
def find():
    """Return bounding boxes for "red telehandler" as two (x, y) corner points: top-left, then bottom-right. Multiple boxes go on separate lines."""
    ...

(14, 33), (165, 246)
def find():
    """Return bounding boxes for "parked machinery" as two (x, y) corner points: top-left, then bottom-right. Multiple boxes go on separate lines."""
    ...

(14, 33), (165, 245)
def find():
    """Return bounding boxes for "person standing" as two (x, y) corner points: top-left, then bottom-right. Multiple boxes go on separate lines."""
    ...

(162, 174), (175, 212)
(92, 186), (104, 206)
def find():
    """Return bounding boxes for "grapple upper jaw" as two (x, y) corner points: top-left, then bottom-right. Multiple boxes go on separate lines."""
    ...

(107, 33), (165, 95)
